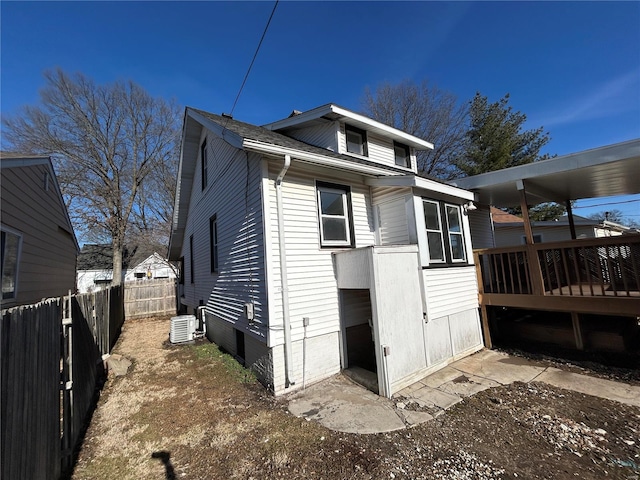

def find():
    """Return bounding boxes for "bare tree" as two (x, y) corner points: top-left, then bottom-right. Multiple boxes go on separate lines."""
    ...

(2, 68), (181, 284)
(362, 79), (468, 179)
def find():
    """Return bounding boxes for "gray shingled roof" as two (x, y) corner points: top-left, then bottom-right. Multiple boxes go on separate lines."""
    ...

(191, 108), (411, 174)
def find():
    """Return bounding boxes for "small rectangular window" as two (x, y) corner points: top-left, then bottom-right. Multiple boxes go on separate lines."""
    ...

(189, 235), (194, 284)
(423, 200), (445, 262)
(1, 228), (21, 300)
(394, 142), (410, 168)
(201, 140), (208, 190)
(316, 182), (353, 248)
(345, 125), (367, 156)
(209, 215), (218, 273)
(178, 257), (185, 285)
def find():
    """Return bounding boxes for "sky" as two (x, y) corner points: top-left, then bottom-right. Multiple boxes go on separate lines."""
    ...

(1, 1), (639, 222)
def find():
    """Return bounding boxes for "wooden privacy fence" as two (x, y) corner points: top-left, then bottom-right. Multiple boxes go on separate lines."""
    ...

(124, 278), (177, 319)
(75, 285), (125, 355)
(1, 285), (124, 480)
(1, 299), (62, 480)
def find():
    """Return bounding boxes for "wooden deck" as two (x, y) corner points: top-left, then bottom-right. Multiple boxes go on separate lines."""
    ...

(473, 235), (640, 348)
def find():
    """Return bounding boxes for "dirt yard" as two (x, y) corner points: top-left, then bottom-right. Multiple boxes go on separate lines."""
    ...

(71, 316), (640, 480)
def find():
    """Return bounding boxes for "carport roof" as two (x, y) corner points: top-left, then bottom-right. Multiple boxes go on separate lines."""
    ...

(450, 139), (640, 207)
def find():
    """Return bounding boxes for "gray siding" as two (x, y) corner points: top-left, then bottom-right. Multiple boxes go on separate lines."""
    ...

(180, 131), (268, 341)
(1, 164), (77, 308)
(494, 224), (595, 247)
(468, 207), (495, 249)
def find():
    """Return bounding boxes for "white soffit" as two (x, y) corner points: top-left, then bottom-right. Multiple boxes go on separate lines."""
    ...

(450, 139), (640, 206)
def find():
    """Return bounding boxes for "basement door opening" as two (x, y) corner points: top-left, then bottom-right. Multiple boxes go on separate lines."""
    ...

(339, 288), (378, 394)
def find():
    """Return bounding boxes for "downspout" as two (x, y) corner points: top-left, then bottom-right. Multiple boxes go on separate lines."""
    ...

(276, 154), (295, 387)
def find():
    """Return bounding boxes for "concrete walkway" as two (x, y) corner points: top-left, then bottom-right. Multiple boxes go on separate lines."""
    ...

(288, 349), (640, 434)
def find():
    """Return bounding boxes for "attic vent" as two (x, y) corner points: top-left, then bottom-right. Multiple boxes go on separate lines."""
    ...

(288, 110), (302, 117)
(221, 112), (233, 119)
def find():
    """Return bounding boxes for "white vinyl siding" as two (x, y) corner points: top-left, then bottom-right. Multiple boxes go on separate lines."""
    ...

(422, 266), (479, 320)
(377, 198), (410, 245)
(0, 163), (77, 308)
(180, 131), (267, 341)
(338, 124), (415, 171)
(280, 121), (340, 151)
(266, 162), (375, 347)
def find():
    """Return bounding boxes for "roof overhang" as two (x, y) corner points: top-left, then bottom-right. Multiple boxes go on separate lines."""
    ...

(366, 175), (475, 202)
(262, 104), (435, 151)
(450, 139), (640, 207)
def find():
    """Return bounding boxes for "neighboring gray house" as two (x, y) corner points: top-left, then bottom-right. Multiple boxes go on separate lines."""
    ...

(491, 208), (626, 247)
(169, 105), (484, 397)
(0, 153), (79, 308)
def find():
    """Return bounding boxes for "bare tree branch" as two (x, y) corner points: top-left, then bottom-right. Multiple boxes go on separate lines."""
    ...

(2, 68), (181, 284)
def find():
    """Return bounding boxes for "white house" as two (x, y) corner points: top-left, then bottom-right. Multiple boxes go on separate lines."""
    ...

(124, 252), (176, 282)
(168, 104), (484, 397)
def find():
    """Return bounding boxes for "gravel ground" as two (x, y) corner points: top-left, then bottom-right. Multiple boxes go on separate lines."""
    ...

(70, 316), (640, 480)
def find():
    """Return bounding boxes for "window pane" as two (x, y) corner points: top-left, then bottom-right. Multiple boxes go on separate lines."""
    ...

(450, 233), (465, 260)
(427, 232), (444, 261)
(2, 231), (19, 299)
(322, 218), (347, 241)
(394, 144), (409, 167)
(346, 130), (364, 155)
(320, 191), (345, 215)
(446, 205), (461, 233)
(423, 202), (440, 230)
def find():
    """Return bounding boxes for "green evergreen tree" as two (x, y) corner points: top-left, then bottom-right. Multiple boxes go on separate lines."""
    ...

(456, 93), (552, 176)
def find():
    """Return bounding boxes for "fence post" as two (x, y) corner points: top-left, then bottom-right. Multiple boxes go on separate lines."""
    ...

(61, 290), (74, 473)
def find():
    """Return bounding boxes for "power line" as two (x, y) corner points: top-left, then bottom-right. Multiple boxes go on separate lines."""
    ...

(228, 0), (279, 120)
(573, 198), (640, 209)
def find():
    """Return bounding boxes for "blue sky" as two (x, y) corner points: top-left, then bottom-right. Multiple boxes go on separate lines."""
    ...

(1, 1), (639, 221)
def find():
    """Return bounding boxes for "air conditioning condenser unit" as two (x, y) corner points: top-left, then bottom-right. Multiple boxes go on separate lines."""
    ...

(170, 315), (197, 344)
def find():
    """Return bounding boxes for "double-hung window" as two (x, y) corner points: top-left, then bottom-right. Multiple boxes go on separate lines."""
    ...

(1, 227), (21, 300)
(316, 182), (353, 247)
(201, 140), (208, 190)
(422, 200), (467, 264)
(209, 214), (218, 273)
(394, 142), (411, 168)
(345, 125), (367, 156)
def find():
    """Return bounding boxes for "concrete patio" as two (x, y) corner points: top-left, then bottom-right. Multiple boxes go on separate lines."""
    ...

(288, 349), (640, 434)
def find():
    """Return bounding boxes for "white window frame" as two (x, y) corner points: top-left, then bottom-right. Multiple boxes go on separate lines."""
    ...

(317, 184), (352, 247)
(1, 226), (22, 301)
(423, 200), (445, 263)
(445, 203), (466, 263)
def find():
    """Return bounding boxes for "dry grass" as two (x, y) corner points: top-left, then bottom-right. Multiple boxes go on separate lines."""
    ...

(71, 316), (640, 480)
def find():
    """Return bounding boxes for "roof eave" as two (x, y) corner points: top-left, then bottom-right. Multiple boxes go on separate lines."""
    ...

(263, 104), (434, 151)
